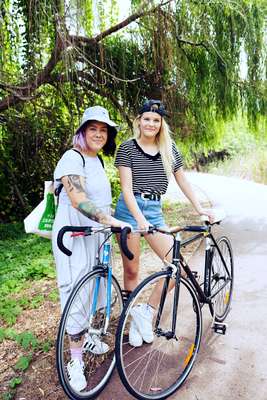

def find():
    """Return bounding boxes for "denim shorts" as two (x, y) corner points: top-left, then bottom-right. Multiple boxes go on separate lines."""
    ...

(114, 193), (165, 230)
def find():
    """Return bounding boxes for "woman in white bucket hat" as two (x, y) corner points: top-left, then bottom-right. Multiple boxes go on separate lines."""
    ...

(52, 106), (129, 391)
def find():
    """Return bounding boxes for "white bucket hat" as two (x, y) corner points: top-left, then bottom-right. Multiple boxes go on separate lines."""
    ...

(75, 106), (118, 134)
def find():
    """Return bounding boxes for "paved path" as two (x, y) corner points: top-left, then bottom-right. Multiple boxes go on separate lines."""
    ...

(100, 172), (267, 400)
(163, 172), (267, 400)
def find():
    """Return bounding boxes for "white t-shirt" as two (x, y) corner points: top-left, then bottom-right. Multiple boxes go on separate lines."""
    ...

(54, 149), (112, 208)
(52, 149), (112, 310)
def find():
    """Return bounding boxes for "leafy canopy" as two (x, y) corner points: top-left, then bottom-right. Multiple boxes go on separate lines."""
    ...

(0, 0), (266, 221)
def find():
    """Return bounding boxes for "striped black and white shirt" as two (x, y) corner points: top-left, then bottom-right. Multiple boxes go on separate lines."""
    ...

(115, 139), (183, 195)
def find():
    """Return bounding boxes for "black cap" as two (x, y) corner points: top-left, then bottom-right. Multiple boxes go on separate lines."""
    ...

(139, 99), (167, 117)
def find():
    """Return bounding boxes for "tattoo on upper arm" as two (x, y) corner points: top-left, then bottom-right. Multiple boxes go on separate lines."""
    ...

(66, 175), (85, 194)
(65, 175), (107, 223)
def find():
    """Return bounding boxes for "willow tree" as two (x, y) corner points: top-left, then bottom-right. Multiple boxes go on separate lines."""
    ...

(0, 0), (266, 221)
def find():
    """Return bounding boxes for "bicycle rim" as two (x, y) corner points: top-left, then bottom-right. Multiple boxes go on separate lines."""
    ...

(116, 271), (202, 400)
(209, 236), (234, 322)
(56, 270), (123, 400)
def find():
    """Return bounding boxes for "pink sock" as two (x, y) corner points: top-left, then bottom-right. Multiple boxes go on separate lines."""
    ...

(70, 347), (83, 362)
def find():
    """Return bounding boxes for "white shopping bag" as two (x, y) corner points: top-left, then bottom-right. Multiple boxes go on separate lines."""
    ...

(24, 181), (55, 239)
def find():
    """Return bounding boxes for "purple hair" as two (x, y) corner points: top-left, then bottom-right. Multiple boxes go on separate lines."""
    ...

(72, 121), (117, 156)
(72, 128), (88, 152)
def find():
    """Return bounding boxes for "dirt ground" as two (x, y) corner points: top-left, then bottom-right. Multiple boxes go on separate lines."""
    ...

(0, 245), (189, 400)
(1, 202), (203, 400)
(0, 230), (202, 400)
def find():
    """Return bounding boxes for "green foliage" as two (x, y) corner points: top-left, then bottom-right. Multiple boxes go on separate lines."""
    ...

(0, 326), (54, 399)
(0, 0), (266, 221)
(0, 93), (77, 221)
(2, 392), (15, 400)
(0, 299), (22, 326)
(29, 294), (45, 309)
(47, 288), (59, 302)
(15, 354), (32, 371)
(42, 339), (53, 352)
(0, 328), (5, 343)
(0, 327), (17, 342)
(0, 223), (54, 325)
(104, 158), (121, 205)
(0, 326), (50, 352)
(9, 378), (22, 389)
(203, 117), (267, 184)
(16, 331), (38, 350)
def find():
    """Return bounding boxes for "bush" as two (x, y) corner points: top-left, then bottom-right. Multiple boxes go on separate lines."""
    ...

(104, 159), (121, 206)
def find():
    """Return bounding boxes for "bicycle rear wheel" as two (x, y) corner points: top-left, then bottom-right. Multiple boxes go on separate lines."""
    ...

(56, 269), (123, 400)
(209, 236), (234, 322)
(115, 270), (202, 400)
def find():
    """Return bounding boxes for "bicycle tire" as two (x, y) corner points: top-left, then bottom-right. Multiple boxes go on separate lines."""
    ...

(115, 270), (202, 400)
(208, 236), (234, 322)
(56, 268), (123, 400)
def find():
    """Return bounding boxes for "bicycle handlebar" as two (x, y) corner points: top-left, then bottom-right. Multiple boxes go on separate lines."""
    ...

(120, 227), (134, 260)
(57, 215), (222, 259)
(57, 226), (85, 256)
(57, 225), (134, 260)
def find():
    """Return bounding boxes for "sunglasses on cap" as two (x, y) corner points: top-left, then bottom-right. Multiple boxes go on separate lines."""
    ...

(139, 99), (167, 117)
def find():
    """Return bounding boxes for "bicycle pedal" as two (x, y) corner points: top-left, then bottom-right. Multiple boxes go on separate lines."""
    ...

(212, 322), (227, 335)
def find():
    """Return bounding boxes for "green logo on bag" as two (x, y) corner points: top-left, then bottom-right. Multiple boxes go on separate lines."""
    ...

(38, 193), (56, 231)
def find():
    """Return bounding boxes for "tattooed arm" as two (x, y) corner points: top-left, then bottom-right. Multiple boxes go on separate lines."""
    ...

(61, 175), (128, 227)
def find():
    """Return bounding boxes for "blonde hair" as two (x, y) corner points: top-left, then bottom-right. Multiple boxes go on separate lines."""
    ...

(132, 115), (174, 177)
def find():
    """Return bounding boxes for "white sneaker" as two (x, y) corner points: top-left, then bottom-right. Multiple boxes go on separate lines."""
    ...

(67, 359), (86, 392)
(83, 333), (109, 355)
(129, 319), (143, 347)
(130, 304), (154, 344)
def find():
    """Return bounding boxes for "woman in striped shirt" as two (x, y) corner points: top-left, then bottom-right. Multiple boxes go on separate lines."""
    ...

(114, 99), (213, 346)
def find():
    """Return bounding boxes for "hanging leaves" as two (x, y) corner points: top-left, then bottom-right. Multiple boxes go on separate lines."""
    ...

(0, 0), (266, 221)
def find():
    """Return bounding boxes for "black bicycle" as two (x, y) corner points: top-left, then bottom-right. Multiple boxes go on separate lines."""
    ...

(115, 212), (234, 400)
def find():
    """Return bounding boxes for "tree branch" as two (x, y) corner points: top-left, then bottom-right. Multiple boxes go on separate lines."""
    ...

(176, 36), (211, 52)
(70, 0), (172, 46)
(0, 1), (172, 112)
(0, 33), (64, 111)
(51, 70), (133, 128)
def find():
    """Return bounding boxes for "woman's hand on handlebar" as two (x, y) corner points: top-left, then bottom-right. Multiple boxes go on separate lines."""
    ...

(136, 214), (150, 231)
(197, 208), (215, 224)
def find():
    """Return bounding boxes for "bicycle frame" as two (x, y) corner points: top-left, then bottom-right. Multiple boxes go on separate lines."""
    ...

(182, 232), (232, 302)
(156, 226), (232, 337)
(89, 234), (113, 336)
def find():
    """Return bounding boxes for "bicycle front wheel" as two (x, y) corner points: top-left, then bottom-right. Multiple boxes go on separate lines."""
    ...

(209, 236), (234, 322)
(56, 269), (123, 400)
(116, 270), (202, 400)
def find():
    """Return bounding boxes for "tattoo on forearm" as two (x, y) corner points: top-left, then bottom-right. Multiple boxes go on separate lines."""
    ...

(67, 175), (84, 193)
(78, 201), (107, 224)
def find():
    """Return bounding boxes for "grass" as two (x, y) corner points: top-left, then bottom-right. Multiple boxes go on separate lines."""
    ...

(0, 223), (55, 325)
(205, 145), (267, 184)
(200, 117), (267, 185)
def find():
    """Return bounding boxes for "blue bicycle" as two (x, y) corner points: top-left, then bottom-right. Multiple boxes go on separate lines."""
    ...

(56, 225), (131, 400)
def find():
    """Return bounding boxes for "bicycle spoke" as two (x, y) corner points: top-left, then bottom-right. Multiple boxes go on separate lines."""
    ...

(57, 271), (123, 400)
(209, 236), (234, 321)
(116, 272), (202, 400)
